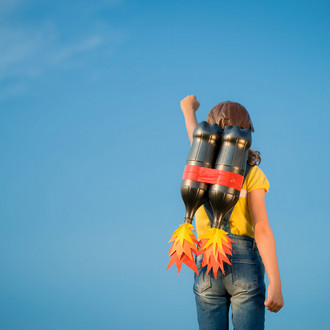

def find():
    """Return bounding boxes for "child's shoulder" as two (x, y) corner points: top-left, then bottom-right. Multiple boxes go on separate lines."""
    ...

(249, 164), (267, 176)
(245, 165), (270, 192)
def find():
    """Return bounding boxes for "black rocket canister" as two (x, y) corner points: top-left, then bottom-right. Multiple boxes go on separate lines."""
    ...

(181, 121), (223, 224)
(167, 121), (223, 274)
(208, 125), (252, 229)
(197, 125), (252, 279)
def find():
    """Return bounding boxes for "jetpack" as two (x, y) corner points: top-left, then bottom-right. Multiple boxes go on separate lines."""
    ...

(167, 121), (252, 279)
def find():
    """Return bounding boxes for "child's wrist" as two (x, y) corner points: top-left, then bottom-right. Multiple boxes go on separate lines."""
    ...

(182, 107), (196, 116)
(269, 278), (281, 288)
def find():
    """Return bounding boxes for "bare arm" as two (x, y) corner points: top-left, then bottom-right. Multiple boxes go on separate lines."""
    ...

(248, 188), (284, 313)
(180, 95), (200, 144)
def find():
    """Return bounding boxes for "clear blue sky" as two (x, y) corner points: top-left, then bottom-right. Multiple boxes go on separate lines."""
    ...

(1, 0), (329, 329)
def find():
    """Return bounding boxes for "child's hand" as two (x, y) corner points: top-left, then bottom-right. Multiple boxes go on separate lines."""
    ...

(180, 95), (200, 114)
(265, 283), (284, 313)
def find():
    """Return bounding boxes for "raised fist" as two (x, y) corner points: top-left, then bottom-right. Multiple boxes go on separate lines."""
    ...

(180, 95), (200, 113)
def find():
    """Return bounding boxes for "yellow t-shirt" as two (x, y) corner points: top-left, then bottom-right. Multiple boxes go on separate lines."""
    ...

(194, 166), (269, 240)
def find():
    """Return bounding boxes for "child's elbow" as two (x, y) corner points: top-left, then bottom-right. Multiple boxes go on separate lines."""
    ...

(254, 222), (272, 239)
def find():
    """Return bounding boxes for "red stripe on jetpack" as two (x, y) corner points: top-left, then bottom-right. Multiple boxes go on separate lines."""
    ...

(182, 165), (243, 191)
(182, 165), (218, 184)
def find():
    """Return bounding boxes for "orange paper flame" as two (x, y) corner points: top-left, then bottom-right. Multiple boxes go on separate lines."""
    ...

(197, 228), (234, 279)
(167, 223), (199, 274)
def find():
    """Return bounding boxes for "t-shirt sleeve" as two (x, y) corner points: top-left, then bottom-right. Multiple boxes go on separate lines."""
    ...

(246, 166), (270, 193)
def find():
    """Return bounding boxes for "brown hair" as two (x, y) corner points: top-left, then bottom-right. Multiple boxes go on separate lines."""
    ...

(206, 101), (261, 166)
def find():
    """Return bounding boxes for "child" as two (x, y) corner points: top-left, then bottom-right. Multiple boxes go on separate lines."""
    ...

(180, 95), (284, 330)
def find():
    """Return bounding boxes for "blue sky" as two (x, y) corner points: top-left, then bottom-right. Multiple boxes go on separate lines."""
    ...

(1, 0), (329, 329)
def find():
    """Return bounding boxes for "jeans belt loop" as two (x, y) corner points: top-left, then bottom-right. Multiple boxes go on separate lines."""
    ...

(252, 240), (257, 250)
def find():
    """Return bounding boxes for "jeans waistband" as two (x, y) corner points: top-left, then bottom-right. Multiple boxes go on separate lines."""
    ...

(227, 233), (258, 250)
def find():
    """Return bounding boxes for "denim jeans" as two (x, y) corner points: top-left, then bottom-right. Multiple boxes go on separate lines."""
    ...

(193, 233), (266, 330)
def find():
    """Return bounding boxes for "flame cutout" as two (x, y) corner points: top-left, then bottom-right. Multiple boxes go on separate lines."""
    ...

(167, 223), (199, 274)
(197, 228), (235, 279)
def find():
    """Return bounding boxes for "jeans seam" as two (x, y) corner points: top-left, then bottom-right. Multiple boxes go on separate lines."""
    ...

(231, 259), (256, 264)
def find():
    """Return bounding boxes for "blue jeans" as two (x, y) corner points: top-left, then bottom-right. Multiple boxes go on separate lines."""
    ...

(193, 234), (266, 330)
